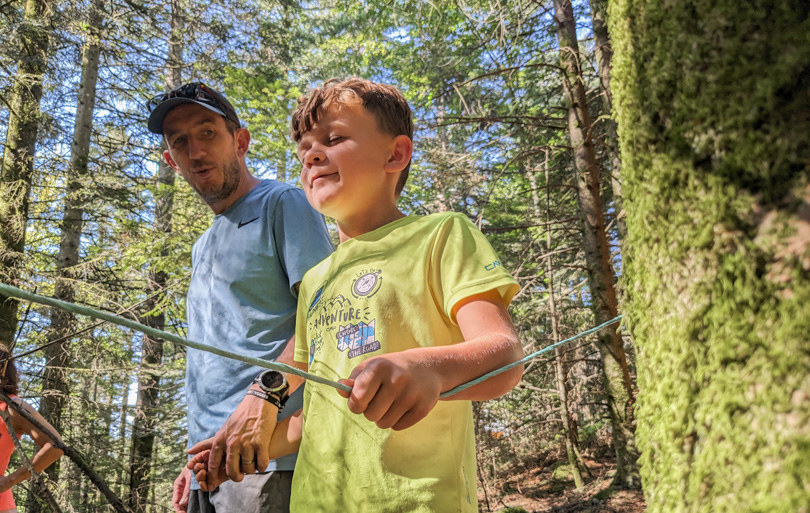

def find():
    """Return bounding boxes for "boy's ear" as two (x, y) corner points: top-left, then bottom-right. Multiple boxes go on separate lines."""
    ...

(385, 135), (413, 174)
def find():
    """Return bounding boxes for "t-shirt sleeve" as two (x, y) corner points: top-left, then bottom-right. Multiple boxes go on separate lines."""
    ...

(272, 188), (335, 295)
(430, 213), (519, 323)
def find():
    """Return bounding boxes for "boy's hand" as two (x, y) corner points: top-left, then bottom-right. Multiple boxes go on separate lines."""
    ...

(337, 351), (443, 431)
(187, 449), (230, 492)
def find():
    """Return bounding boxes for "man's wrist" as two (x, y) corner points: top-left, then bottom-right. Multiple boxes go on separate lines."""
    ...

(245, 389), (283, 410)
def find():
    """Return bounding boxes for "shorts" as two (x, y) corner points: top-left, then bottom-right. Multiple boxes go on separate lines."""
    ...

(187, 471), (292, 513)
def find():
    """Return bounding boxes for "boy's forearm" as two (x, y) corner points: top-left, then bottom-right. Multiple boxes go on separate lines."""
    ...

(425, 332), (523, 401)
(276, 335), (307, 393)
(267, 410), (302, 460)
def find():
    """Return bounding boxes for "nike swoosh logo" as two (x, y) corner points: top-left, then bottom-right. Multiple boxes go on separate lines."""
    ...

(237, 217), (260, 229)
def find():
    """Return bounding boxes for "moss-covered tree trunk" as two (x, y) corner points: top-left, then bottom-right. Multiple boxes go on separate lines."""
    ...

(552, 0), (641, 489)
(0, 0), (51, 342)
(608, 1), (810, 510)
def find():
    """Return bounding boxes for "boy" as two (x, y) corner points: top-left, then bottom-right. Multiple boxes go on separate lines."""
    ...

(192, 78), (523, 512)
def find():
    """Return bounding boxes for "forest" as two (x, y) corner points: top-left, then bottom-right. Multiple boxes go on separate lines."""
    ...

(0, 0), (808, 511)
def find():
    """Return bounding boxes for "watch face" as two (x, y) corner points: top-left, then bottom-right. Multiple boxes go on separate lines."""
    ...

(261, 371), (285, 391)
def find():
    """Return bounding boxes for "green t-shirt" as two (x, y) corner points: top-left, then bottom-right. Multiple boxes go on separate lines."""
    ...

(293, 212), (519, 512)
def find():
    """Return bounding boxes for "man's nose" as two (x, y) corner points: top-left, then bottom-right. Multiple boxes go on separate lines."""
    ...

(187, 137), (206, 159)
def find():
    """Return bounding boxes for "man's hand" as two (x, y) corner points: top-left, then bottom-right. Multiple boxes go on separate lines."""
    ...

(337, 351), (443, 431)
(187, 390), (279, 490)
(171, 467), (191, 513)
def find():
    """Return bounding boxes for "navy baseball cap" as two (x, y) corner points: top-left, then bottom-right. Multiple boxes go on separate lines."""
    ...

(146, 82), (240, 134)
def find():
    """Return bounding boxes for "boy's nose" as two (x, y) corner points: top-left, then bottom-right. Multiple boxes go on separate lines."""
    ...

(305, 148), (326, 166)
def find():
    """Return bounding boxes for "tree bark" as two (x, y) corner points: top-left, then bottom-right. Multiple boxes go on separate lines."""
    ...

(535, 150), (584, 488)
(588, 0), (626, 243)
(128, 3), (183, 509)
(0, 0), (51, 342)
(35, 0), (102, 486)
(608, 0), (810, 510)
(552, 0), (640, 489)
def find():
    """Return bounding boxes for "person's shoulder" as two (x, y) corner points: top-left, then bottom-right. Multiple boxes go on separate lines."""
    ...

(252, 179), (300, 201)
(413, 211), (476, 232)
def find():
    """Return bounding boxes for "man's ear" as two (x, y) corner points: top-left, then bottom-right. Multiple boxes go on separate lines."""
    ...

(235, 127), (251, 158)
(163, 149), (181, 174)
(385, 135), (413, 174)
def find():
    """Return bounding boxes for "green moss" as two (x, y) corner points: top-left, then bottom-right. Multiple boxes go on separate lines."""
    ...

(607, 0), (810, 511)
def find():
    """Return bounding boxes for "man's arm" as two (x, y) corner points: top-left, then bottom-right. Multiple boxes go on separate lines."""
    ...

(187, 333), (307, 489)
(337, 288), (523, 431)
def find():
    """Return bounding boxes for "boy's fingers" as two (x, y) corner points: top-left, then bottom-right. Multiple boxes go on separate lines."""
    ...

(336, 378), (354, 398)
(187, 449), (210, 469)
(188, 438), (213, 455)
(194, 470), (207, 491)
(360, 384), (399, 423)
(373, 392), (417, 429)
(390, 406), (430, 431)
(346, 373), (382, 415)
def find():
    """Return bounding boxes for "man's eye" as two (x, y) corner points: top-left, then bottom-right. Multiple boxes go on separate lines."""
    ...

(172, 137), (186, 147)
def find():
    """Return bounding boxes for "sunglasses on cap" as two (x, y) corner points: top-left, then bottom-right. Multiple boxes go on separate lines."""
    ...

(146, 82), (240, 133)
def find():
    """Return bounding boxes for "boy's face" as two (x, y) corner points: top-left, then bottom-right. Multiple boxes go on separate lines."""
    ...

(297, 103), (400, 221)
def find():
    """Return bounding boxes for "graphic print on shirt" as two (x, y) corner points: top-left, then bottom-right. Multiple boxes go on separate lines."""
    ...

(306, 268), (384, 363)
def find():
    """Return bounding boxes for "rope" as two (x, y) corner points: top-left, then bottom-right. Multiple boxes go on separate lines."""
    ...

(439, 314), (622, 398)
(0, 283), (351, 393)
(0, 283), (622, 399)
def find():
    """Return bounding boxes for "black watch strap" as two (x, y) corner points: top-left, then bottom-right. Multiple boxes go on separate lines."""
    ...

(246, 389), (286, 410)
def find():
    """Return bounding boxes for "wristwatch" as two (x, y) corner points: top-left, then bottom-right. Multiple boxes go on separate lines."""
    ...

(249, 370), (290, 410)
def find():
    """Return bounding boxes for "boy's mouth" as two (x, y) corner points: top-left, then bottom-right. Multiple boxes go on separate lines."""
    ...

(311, 172), (338, 185)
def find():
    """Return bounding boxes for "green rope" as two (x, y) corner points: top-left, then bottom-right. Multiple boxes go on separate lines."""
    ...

(0, 283), (351, 393)
(439, 314), (622, 398)
(0, 283), (621, 399)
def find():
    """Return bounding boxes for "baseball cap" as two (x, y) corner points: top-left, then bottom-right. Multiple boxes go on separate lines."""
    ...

(146, 82), (240, 134)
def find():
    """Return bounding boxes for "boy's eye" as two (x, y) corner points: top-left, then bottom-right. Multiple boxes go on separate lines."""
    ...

(328, 136), (344, 144)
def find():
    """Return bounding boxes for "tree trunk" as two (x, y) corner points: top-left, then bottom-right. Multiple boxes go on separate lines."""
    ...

(128, 4), (183, 509)
(588, 0), (626, 243)
(26, 6), (101, 512)
(552, 0), (640, 489)
(608, 0), (810, 510)
(0, 0), (51, 342)
(535, 150), (584, 488)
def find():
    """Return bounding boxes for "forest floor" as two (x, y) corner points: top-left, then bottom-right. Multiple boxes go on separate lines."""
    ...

(479, 456), (647, 513)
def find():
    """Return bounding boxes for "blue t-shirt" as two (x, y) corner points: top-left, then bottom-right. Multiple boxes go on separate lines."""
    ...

(185, 179), (333, 487)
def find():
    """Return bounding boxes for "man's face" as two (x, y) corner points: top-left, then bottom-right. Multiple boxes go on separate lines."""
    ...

(161, 103), (246, 205)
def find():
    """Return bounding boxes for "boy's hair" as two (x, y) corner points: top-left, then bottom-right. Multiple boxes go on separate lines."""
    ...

(291, 78), (414, 195)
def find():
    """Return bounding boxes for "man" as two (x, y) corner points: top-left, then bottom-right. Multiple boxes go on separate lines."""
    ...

(146, 82), (333, 513)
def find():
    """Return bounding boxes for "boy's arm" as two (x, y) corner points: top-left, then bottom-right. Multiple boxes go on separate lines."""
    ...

(338, 288), (523, 431)
(189, 409), (303, 492)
